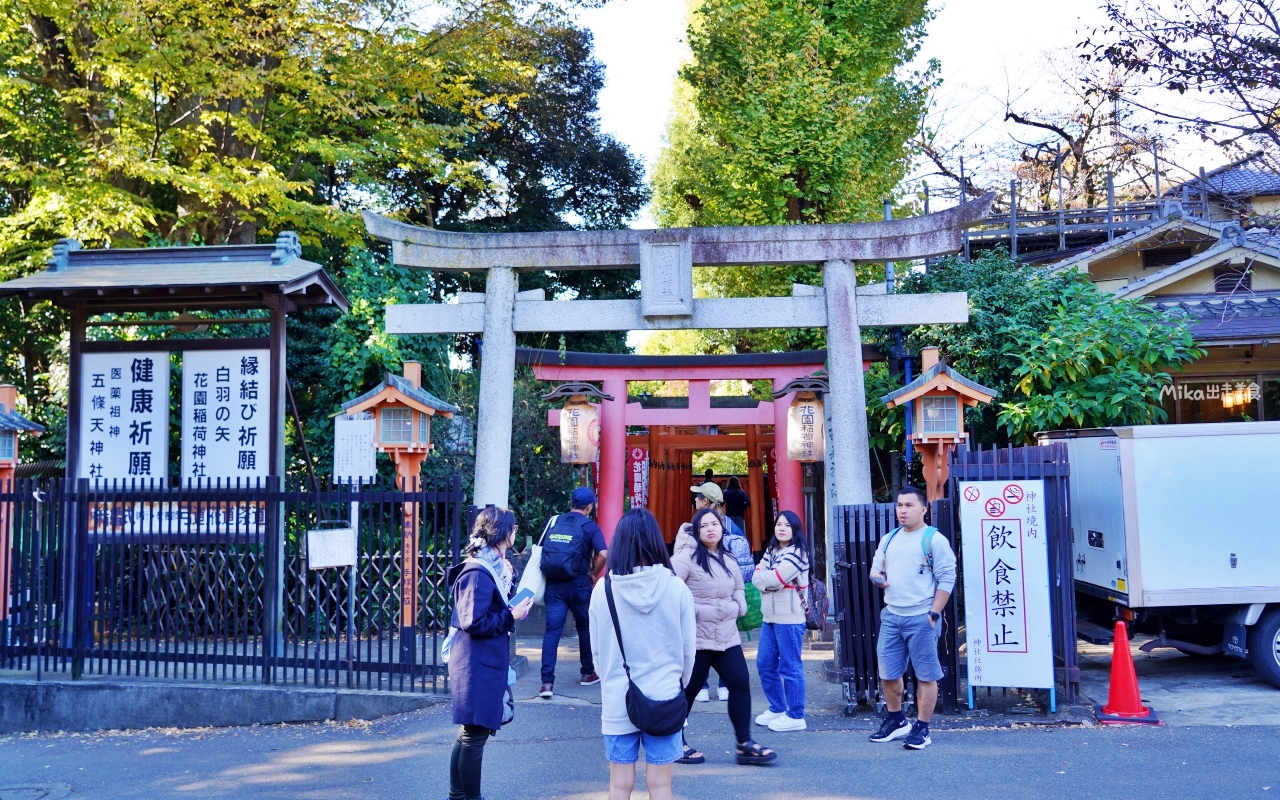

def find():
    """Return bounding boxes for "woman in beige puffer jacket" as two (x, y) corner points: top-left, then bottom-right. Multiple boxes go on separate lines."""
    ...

(671, 507), (776, 766)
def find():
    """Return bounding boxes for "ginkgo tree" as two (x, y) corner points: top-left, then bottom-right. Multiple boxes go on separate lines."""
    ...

(649, 0), (935, 354)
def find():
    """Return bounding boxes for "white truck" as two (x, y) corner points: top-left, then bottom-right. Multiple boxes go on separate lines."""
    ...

(1037, 422), (1280, 688)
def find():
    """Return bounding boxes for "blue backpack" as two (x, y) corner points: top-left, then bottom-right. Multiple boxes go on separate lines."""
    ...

(880, 525), (939, 574)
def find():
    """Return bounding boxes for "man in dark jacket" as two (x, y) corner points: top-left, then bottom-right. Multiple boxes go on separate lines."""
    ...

(539, 486), (608, 698)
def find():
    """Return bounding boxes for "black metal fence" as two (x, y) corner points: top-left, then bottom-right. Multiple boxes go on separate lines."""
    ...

(0, 476), (464, 693)
(830, 499), (960, 715)
(949, 442), (1078, 706)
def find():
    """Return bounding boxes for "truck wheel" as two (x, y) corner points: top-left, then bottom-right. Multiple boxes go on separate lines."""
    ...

(1248, 608), (1280, 689)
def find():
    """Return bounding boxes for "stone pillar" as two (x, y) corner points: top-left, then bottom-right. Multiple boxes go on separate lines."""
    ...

(473, 267), (518, 508)
(771, 392), (805, 518)
(598, 377), (627, 542)
(822, 259), (873, 506)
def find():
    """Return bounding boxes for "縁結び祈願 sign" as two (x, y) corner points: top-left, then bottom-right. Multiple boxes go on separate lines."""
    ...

(181, 350), (270, 482)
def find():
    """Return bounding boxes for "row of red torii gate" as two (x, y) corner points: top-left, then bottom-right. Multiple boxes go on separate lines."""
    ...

(523, 347), (872, 549)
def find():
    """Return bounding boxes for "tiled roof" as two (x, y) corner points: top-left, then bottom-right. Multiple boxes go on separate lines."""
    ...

(879, 361), (999, 405)
(1147, 291), (1280, 342)
(1112, 224), (1280, 299)
(1047, 215), (1220, 275)
(0, 232), (349, 311)
(1167, 151), (1280, 199)
(0, 407), (44, 434)
(341, 372), (460, 415)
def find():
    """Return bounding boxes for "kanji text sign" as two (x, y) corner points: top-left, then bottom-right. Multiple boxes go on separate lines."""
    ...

(628, 447), (649, 509)
(80, 353), (171, 481)
(181, 350), (270, 482)
(334, 414), (376, 483)
(959, 479), (1053, 689)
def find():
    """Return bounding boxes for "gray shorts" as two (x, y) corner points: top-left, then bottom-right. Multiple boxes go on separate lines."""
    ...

(876, 611), (943, 683)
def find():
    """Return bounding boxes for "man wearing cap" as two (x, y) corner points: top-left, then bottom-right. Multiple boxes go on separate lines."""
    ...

(538, 487), (608, 699)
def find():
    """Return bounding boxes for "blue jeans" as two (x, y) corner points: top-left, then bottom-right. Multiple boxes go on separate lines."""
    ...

(603, 730), (683, 765)
(541, 577), (594, 684)
(757, 622), (806, 719)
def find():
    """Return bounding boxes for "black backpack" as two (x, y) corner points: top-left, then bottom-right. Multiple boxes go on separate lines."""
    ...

(538, 514), (591, 581)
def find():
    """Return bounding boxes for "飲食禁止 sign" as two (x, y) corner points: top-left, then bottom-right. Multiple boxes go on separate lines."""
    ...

(958, 479), (1054, 691)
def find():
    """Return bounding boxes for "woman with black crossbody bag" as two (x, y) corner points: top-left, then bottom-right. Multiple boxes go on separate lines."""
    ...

(589, 509), (696, 800)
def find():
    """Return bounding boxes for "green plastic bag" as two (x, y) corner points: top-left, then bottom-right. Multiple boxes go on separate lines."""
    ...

(737, 583), (763, 632)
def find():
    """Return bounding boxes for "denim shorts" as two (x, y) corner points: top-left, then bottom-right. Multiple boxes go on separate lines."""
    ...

(603, 730), (684, 765)
(876, 611), (944, 682)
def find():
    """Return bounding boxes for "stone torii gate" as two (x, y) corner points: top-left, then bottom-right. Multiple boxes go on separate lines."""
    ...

(363, 195), (993, 535)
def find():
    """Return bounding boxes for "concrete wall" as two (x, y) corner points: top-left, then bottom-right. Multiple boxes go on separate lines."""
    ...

(0, 679), (443, 733)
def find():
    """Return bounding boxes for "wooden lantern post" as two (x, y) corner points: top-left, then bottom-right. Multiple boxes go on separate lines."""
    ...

(0, 384), (44, 623)
(880, 347), (997, 502)
(340, 361), (458, 664)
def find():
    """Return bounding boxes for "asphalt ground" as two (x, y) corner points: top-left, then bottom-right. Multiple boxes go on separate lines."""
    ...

(1, 701), (1278, 800)
(3, 633), (1279, 799)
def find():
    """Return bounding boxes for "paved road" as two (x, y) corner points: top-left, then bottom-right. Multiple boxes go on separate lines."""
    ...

(2, 700), (1277, 800)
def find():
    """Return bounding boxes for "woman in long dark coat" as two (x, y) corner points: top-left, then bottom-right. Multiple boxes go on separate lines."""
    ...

(446, 506), (534, 800)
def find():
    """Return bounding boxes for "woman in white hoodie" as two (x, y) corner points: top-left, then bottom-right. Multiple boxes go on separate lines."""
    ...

(589, 508), (696, 800)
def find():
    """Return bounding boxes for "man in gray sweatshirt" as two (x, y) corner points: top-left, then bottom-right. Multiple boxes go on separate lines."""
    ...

(867, 485), (956, 750)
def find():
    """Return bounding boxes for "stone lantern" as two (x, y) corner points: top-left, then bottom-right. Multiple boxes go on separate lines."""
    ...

(880, 347), (996, 502)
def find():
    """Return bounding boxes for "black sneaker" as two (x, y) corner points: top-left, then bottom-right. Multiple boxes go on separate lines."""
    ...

(869, 716), (910, 743)
(903, 721), (931, 750)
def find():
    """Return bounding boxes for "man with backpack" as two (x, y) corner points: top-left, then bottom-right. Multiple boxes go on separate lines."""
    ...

(867, 485), (956, 751)
(539, 487), (609, 699)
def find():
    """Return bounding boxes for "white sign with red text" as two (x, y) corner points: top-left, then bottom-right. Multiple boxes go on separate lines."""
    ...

(958, 479), (1053, 690)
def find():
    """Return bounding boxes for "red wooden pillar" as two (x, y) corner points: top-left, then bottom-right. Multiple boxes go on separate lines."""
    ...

(772, 393), (804, 517)
(598, 377), (627, 543)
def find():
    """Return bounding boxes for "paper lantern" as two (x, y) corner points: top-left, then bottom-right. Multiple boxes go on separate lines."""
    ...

(786, 391), (825, 462)
(560, 398), (601, 464)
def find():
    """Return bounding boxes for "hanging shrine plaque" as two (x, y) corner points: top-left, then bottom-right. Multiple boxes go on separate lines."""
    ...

(181, 349), (270, 482)
(80, 352), (171, 482)
(787, 392), (824, 462)
(560, 399), (600, 464)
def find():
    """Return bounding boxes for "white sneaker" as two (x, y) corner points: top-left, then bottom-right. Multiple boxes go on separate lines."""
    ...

(694, 687), (710, 702)
(717, 686), (729, 701)
(755, 710), (784, 726)
(768, 716), (807, 732)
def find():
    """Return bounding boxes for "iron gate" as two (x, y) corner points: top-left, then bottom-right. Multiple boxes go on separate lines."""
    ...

(830, 499), (959, 714)
(0, 476), (464, 693)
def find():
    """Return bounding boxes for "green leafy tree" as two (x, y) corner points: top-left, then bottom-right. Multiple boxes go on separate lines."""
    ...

(897, 248), (1203, 444)
(995, 278), (1204, 439)
(649, 0), (935, 353)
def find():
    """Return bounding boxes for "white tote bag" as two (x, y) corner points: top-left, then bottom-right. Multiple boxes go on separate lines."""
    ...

(515, 516), (557, 605)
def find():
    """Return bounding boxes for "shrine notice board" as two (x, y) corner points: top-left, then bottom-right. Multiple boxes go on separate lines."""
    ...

(958, 479), (1054, 690)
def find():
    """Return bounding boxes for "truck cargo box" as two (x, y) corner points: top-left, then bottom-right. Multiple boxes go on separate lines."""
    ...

(1039, 422), (1280, 609)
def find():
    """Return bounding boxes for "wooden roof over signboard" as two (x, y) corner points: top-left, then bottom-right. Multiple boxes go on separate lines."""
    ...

(0, 232), (350, 313)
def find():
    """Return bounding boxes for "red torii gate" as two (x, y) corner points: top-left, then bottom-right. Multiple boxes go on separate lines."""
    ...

(521, 347), (882, 544)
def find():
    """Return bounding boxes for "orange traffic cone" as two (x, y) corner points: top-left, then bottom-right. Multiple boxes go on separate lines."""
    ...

(1095, 620), (1160, 724)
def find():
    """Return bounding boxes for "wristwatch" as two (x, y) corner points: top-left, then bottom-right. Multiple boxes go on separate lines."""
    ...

(927, 611), (941, 622)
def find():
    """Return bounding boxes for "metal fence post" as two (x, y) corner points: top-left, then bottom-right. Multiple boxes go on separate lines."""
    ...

(932, 497), (959, 714)
(263, 475), (284, 684)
